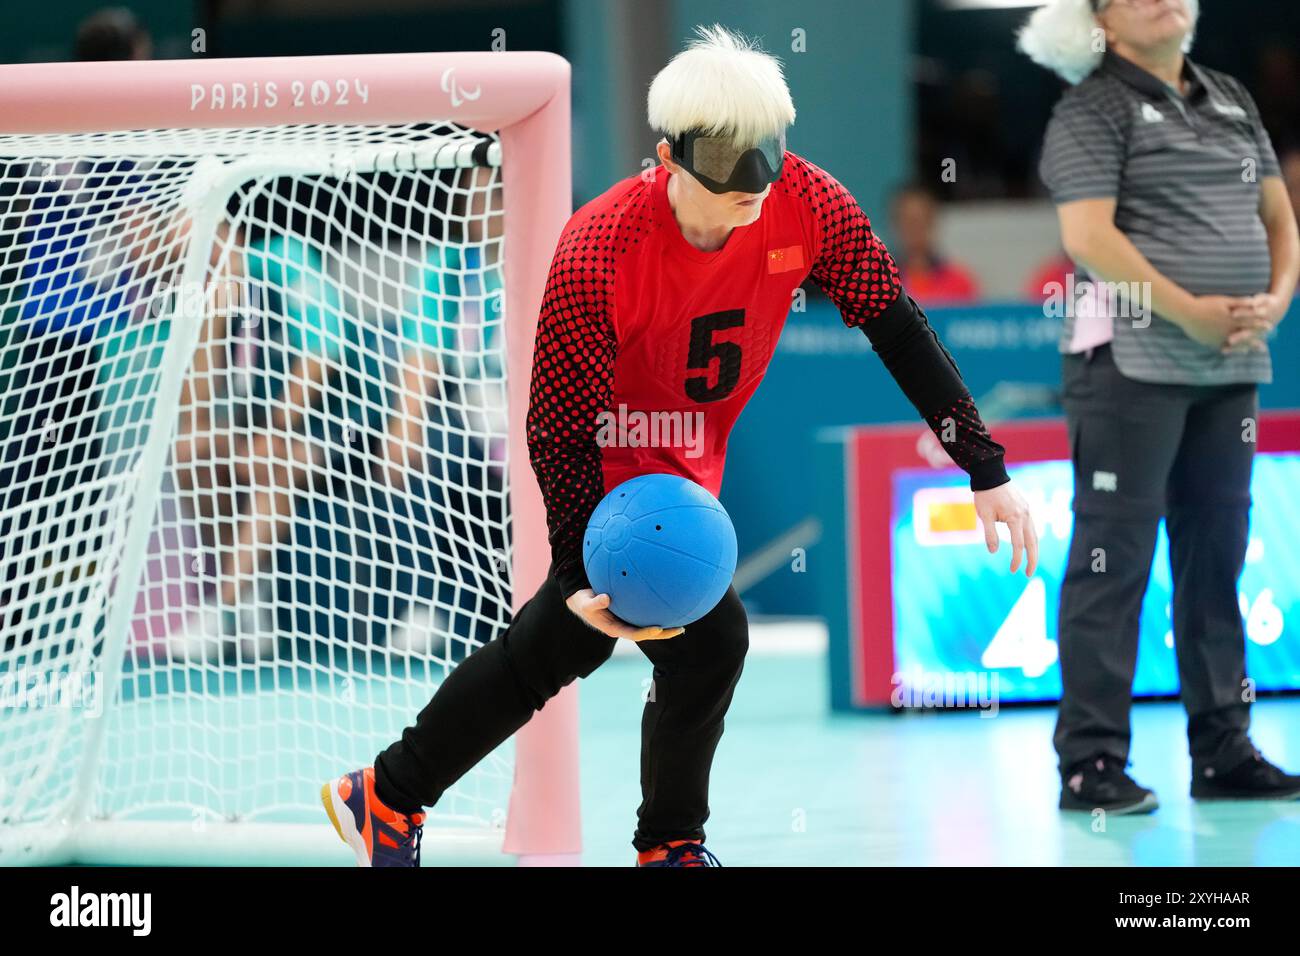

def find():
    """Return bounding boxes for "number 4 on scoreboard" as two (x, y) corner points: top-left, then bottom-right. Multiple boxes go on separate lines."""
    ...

(980, 577), (1059, 679)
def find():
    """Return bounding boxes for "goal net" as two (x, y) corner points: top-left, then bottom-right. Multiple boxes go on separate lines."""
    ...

(0, 53), (575, 865)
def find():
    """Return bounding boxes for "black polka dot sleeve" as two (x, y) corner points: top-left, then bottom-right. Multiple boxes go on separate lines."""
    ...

(788, 154), (1009, 491)
(526, 223), (617, 599)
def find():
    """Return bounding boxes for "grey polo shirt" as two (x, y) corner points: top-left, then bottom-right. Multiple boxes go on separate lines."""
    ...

(1040, 50), (1280, 385)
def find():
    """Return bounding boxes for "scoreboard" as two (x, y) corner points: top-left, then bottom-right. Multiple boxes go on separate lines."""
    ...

(818, 413), (1300, 711)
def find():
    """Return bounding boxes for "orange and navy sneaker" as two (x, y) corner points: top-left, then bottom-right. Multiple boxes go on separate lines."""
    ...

(636, 840), (722, 867)
(321, 767), (425, 867)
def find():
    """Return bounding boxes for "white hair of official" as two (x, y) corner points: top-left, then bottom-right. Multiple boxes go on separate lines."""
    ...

(1017, 0), (1200, 85)
(647, 24), (796, 148)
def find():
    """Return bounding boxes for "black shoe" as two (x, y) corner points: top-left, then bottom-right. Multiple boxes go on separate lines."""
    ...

(1191, 749), (1300, 801)
(1059, 755), (1159, 814)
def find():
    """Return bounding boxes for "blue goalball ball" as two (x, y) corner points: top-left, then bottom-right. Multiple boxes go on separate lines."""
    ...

(582, 473), (738, 629)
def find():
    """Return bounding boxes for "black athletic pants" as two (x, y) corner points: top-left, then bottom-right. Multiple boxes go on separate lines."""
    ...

(1054, 343), (1258, 779)
(373, 570), (749, 851)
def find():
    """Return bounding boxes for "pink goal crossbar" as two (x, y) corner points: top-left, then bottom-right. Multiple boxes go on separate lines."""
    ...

(0, 51), (580, 863)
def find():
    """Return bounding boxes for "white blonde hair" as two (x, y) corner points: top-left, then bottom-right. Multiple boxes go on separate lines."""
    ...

(647, 24), (796, 147)
(1017, 0), (1199, 85)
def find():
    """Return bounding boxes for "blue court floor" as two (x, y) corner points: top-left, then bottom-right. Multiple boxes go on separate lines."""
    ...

(575, 627), (1300, 866)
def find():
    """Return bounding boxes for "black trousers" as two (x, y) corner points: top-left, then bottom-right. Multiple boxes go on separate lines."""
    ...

(373, 570), (749, 851)
(1054, 343), (1258, 778)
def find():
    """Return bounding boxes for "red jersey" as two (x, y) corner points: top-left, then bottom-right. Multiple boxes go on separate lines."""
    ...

(527, 151), (1000, 596)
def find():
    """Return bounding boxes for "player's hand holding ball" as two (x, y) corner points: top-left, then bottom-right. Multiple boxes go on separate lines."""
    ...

(565, 589), (683, 642)
(573, 474), (738, 642)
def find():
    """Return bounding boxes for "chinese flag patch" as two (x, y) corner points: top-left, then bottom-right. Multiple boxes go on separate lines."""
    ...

(766, 244), (805, 274)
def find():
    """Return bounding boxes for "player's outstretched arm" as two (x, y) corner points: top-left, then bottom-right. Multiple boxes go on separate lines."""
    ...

(791, 154), (1037, 576)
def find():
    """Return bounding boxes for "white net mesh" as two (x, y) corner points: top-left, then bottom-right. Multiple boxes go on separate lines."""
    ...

(0, 122), (515, 863)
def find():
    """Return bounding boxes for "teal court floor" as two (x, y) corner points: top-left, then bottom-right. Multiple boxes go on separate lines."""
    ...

(575, 628), (1300, 866)
(15, 622), (1299, 866)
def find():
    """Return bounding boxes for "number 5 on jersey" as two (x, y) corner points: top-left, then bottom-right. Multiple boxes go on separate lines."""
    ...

(685, 309), (744, 403)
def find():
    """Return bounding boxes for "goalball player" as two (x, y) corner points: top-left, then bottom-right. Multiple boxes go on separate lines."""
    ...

(323, 24), (1039, 867)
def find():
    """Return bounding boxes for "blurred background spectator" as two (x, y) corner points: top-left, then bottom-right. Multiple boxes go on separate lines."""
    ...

(74, 6), (152, 61)
(889, 182), (980, 306)
(1023, 249), (1074, 304)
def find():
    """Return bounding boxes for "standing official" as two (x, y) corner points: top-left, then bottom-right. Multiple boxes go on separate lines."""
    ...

(1021, 0), (1300, 812)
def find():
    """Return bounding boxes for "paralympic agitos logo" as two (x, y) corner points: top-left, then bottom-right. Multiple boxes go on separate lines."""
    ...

(440, 67), (482, 109)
